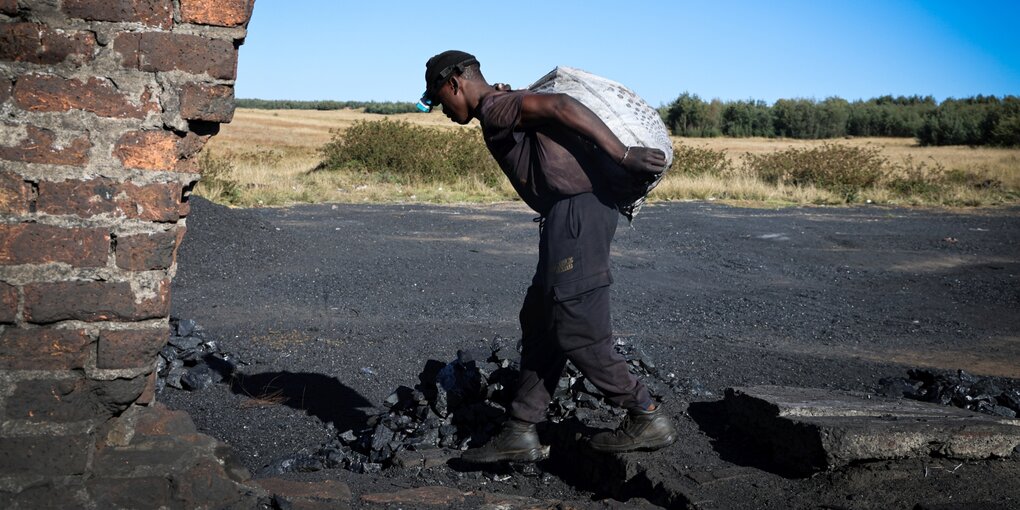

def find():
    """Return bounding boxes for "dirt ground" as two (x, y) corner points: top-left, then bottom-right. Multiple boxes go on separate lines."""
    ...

(163, 197), (1020, 509)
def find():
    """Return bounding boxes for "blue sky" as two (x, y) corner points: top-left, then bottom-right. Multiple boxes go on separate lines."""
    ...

(235, 1), (1019, 107)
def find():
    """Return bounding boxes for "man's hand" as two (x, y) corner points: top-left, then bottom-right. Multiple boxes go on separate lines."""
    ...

(620, 146), (667, 176)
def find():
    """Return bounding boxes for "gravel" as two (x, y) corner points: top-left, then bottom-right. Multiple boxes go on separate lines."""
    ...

(163, 197), (1020, 508)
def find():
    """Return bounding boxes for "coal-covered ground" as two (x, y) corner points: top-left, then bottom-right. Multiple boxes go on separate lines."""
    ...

(165, 197), (1020, 508)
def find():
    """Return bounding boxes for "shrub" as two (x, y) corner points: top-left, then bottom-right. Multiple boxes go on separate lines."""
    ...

(317, 119), (503, 186)
(195, 151), (241, 203)
(883, 156), (947, 198)
(744, 143), (885, 201)
(672, 143), (734, 176)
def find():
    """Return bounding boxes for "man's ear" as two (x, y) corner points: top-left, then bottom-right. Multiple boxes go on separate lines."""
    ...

(450, 76), (460, 94)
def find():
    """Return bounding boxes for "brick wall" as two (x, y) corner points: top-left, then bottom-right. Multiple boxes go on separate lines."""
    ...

(0, 0), (257, 505)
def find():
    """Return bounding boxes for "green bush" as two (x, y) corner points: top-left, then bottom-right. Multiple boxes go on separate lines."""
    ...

(883, 156), (947, 198)
(744, 143), (885, 200)
(236, 98), (421, 114)
(195, 151), (241, 203)
(672, 144), (734, 176)
(317, 119), (503, 186)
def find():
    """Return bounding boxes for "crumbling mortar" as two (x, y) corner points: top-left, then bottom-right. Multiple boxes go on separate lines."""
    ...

(86, 366), (153, 382)
(0, 418), (99, 437)
(172, 23), (248, 43)
(7, 163), (201, 187)
(0, 475), (51, 494)
(0, 213), (171, 236)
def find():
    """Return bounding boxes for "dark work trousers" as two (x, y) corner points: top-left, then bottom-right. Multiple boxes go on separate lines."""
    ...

(510, 192), (653, 424)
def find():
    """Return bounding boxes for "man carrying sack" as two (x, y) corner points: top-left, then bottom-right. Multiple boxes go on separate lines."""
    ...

(418, 50), (676, 463)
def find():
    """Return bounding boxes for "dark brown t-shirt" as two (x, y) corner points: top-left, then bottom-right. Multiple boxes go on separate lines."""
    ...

(477, 91), (626, 215)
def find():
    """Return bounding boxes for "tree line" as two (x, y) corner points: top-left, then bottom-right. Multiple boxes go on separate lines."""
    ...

(660, 93), (1020, 147)
(235, 98), (419, 114)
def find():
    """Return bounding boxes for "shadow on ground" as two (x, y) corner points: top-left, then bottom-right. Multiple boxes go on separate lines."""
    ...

(688, 400), (806, 479)
(225, 368), (373, 433)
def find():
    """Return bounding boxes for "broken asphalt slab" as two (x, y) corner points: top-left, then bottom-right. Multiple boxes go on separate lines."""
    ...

(720, 386), (1020, 476)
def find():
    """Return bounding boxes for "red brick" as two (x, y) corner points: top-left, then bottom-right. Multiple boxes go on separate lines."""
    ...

(0, 78), (11, 104)
(0, 435), (90, 476)
(23, 279), (170, 323)
(0, 282), (16, 323)
(115, 32), (237, 80)
(0, 224), (109, 267)
(0, 171), (33, 214)
(0, 327), (91, 370)
(180, 83), (235, 122)
(136, 369), (157, 405)
(7, 376), (145, 422)
(116, 229), (180, 270)
(0, 0), (16, 15)
(180, 0), (253, 27)
(14, 74), (158, 119)
(37, 178), (184, 222)
(0, 23), (96, 65)
(0, 124), (90, 166)
(63, 0), (172, 29)
(97, 328), (167, 369)
(114, 130), (176, 170)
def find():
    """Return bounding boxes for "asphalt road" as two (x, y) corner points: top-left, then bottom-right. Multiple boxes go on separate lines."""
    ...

(164, 197), (1020, 508)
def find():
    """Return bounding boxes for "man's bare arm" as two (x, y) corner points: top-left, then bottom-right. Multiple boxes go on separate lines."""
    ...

(518, 93), (667, 176)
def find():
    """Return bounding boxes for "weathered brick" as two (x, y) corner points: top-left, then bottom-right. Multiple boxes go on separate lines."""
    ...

(0, 78), (11, 104)
(0, 282), (16, 323)
(97, 328), (167, 369)
(115, 32), (237, 80)
(87, 477), (173, 509)
(6, 376), (145, 422)
(0, 125), (90, 166)
(181, 0), (253, 27)
(0, 23), (96, 65)
(115, 229), (179, 270)
(63, 0), (173, 29)
(180, 83), (235, 122)
(0, 327), (91, 370)
(0, 0), (16, 15)
(37, 178), (183, 222)
(0, 435), (90, 476)
(23, 279), (170, 323)
(0, 223), (109, 267)
(136, 369), (157, 405)
(114, 130), (177, 170)
(14, 73), (158, 119)
(0, 171), (32, 214)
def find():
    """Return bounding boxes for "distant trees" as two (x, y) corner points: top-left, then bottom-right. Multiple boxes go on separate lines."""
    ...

(235, 98), (420, 114)
(661, 93), (1019, 146)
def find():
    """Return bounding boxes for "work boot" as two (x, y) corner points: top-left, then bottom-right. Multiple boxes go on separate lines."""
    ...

(588, 405), (677, 453)
(460, 419), (548, 464)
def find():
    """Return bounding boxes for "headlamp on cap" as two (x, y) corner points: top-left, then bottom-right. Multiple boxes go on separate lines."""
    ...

(416, 93), (436, 113)
(418, 51), (479, 113)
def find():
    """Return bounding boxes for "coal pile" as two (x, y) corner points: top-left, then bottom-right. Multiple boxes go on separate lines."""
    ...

(878, 369), (1020, 418)
(156, 317), (241, 393)
(257, 336), (681, 476)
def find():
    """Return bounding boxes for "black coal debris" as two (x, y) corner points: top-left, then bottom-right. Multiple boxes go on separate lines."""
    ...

(257, 336), (683, 475)
(156, 317), (242, 393)
(878, 369), (1020, 419)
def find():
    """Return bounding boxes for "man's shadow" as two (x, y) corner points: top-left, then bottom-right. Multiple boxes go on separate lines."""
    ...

(205, 355), (373, 432)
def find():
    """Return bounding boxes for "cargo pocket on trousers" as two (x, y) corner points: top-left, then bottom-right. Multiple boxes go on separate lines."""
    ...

(551, 272), (613, 303)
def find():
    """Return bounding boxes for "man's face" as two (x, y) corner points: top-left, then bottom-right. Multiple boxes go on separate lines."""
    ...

(436, 79), (470, 125)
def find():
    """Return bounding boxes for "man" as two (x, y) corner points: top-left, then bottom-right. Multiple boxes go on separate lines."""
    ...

(420, 50), (676, 463)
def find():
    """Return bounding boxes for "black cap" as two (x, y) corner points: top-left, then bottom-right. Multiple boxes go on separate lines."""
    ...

(424, 50), (478, 102)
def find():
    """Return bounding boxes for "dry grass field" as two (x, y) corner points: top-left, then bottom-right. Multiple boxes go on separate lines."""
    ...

(196, 108), (1020, 208)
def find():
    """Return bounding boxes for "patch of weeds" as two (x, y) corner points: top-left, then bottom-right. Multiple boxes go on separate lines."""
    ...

(194, 151), (242, 204)
(672, 143), (735, 176)
(744, 143), (885, 202)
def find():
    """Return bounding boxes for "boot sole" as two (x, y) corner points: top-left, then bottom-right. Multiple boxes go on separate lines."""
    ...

(588, 433), (677, 454)
(461, 445), (550, 464)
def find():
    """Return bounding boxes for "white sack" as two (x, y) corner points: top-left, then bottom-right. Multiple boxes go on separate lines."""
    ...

(528, 66), (672, 219)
